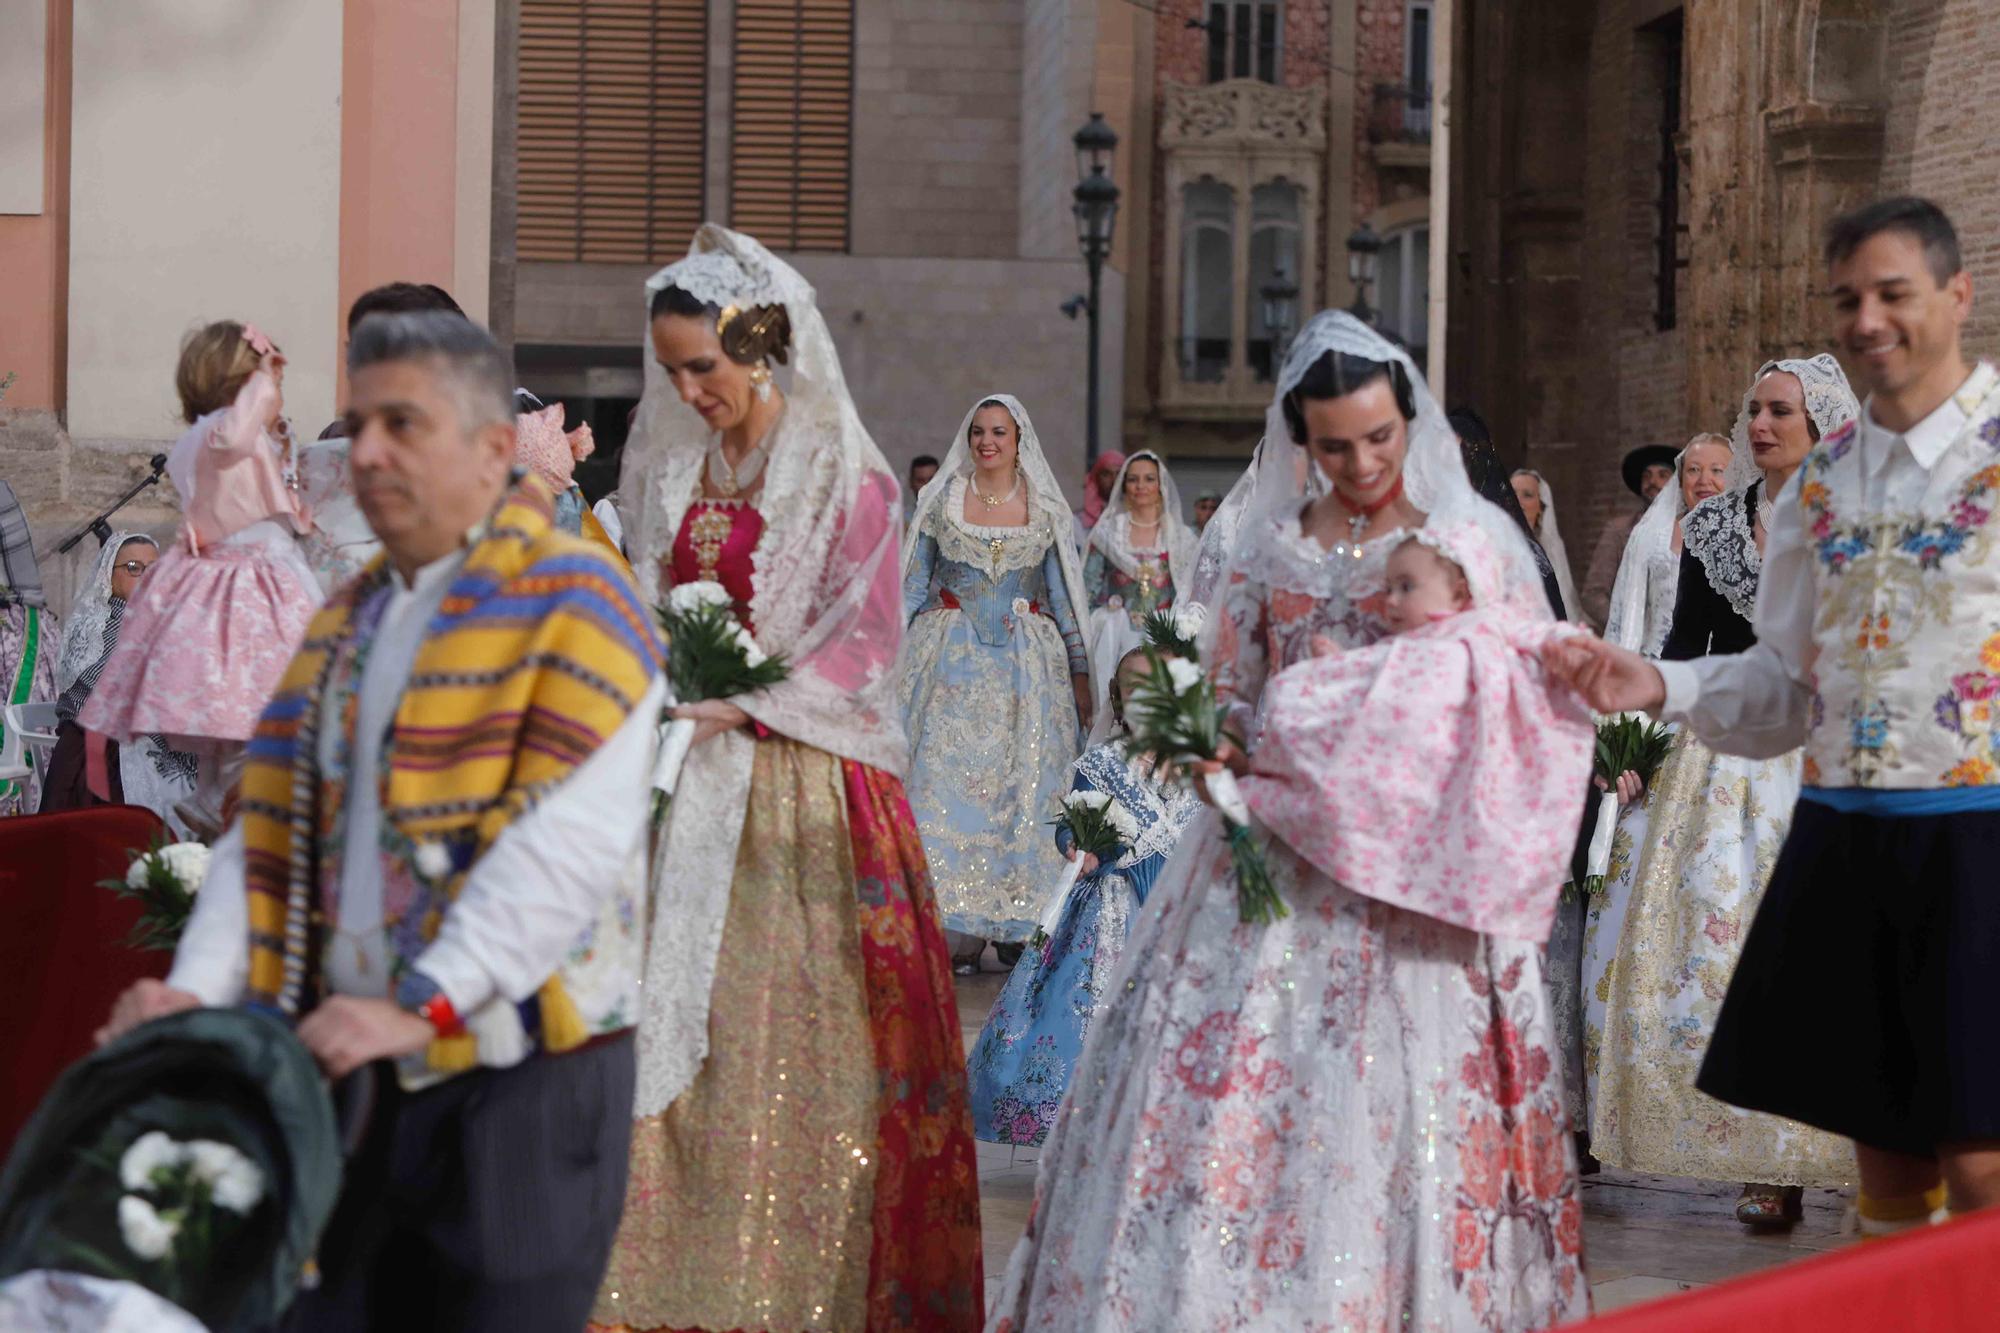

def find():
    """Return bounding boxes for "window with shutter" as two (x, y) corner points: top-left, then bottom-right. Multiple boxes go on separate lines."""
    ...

(732, 0), (854, 253)
(518, 0), (708, 264)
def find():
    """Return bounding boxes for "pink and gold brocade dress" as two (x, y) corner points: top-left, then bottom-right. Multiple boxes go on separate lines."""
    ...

(591, 497), (984, 1333)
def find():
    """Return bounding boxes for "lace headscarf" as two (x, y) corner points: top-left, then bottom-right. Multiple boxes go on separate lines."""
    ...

(1603, 435), (1725, 653)
(622, 224), (909, 1117)
(1685, 354), (1861, 620)
(54, 533), (157, 707)
(1197, 310), (1548, 659)
(1085, 450), (1198, 596)
(901, 394), (1091, 644)
(1513, 471), (1582, 622)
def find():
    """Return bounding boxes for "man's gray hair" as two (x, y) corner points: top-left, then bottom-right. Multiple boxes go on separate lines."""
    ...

(347, 310), (514, 430)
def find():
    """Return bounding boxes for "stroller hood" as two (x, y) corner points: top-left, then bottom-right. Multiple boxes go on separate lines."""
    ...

(0, 1008), (339, 1332)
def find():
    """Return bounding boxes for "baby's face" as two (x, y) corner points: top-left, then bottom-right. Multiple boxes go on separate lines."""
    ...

(1380, 541), (1470, 633)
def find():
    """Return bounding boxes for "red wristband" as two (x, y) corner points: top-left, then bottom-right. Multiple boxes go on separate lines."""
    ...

(417, 991), (466, 1038)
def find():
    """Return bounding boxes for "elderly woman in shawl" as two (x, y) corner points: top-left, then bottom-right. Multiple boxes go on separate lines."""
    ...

(0, 481), (55, 816)
(901, 395), (1092, 967)
(38, 534), (200, 831)
(594, 225), (982, 1333)
(988, 313), (1594, 1329)
(1589, 356), (1860, 1229)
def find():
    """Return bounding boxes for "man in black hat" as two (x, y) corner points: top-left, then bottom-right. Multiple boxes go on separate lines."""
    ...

(1578, 443), (1678, 629)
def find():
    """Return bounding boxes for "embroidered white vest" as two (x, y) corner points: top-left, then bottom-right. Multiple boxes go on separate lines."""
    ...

(1800, 361), (2000, 788)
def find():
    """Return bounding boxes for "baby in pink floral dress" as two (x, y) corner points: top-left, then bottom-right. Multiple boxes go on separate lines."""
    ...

(1241, 519), (1596, 942)
(82, 321), (324, 818)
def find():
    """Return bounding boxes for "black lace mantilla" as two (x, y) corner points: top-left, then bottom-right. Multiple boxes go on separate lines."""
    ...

(1680, 482), (1762, 623)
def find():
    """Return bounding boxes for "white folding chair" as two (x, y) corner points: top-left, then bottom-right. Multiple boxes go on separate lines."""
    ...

(0, 702), (57, 784)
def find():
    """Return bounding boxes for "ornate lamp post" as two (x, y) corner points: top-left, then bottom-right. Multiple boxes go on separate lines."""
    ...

(1259, 263), (1300, 374)
(1346, 220), (1383, 327)
(1072, 112), (1120, 465)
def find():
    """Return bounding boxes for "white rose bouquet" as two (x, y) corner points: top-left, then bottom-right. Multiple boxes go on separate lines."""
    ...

(99, 836), (211, 951)
(652, 581), (791, 812)
(1140, 601), (1207, 659)
(1125, 646), (1287, 924)
(1034, 789), (1142, 943)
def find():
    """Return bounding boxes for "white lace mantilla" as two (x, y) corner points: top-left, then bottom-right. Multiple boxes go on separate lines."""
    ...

(1681, 483), (1761, 623)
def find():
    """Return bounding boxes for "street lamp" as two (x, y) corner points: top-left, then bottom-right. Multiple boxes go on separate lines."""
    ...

(1072, 112), (1120, 466)
(1346, 220), (1383, 326)
(1259, 263), (1299, 375)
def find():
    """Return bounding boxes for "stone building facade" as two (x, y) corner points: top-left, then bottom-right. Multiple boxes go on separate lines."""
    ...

(1446, 0), (2000, 604)
(1119, 0), (1438, 495)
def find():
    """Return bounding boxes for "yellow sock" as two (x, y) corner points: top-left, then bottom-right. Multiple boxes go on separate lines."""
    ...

(1855, 1184), (1948, 1237)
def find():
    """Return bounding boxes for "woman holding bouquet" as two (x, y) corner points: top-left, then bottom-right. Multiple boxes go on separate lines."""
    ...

(965, 646), (1200, 1146)
(595, 224), (981, 1333)
(1589, 357), (1859, 1226)
(1081, 451), (1198, 703)
(901, 394), (1092, 967)
(988, 311), (1591, 1330)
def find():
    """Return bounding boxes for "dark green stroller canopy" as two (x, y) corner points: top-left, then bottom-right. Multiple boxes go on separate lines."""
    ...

(0, 1008), (340, 1332)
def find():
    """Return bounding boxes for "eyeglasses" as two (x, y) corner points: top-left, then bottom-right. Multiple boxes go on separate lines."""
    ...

(115, 561), (154, 577)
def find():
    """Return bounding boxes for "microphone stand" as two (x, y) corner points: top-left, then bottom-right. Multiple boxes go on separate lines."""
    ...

(46, 453), (170, 557)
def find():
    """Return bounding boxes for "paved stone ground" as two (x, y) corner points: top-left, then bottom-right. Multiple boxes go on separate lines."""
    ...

(955, 964), (1855, 1320)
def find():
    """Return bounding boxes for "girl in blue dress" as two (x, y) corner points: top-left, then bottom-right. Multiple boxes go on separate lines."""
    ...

(966, 647), (1200, 1145)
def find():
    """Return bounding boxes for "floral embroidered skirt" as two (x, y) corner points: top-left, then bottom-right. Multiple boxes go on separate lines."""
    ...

(1585, 730), (1853, 1187)
(988, 812), (1589, 1332)
(591, 737), (983, 1333)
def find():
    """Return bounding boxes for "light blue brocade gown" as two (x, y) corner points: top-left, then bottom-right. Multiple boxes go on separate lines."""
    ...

(901, 495), (1087, 942)
(967, 741), (1199, 1145)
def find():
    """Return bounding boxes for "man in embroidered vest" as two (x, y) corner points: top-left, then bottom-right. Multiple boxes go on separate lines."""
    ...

(99, 312), (666, 1328)
(1554, 196), (2000, 1231)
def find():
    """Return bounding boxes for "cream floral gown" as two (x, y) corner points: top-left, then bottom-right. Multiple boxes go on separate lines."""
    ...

(987, 511), (1588, 1333)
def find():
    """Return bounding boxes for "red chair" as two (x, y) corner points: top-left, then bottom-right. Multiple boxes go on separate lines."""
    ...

(1564, 1206), (2000, 1331)
(0, 805), (170, 1155)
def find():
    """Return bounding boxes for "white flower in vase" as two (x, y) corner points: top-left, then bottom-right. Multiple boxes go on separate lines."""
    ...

(118, 1194), (180, 1261)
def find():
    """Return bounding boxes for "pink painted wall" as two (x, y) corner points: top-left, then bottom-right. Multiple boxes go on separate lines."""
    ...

(0, 0), (70, 412)
(336, 0), (463, 397)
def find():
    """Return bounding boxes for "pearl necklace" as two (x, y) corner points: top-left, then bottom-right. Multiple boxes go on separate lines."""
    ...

(972, 471), (1023, 510)
(706, 439), (769, 498)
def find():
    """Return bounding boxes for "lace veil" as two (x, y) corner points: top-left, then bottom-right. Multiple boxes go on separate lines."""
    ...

(1197, 310), (1547, 656)
(900, 393), (1091, 652)
(1085, 450), (1199, 596)
(1603, 439), (1710, 653)
(621, 224), (908, 1117)
(1516, 472), (1582, 623)
(1685, 354), (1861, 621)
(55, 532), (156, 698)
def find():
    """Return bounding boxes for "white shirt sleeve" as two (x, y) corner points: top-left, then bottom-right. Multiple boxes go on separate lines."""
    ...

(164, 822), (250, 1006)
(1655, 470), (1816, 759)
(413, 675), (664, 1014)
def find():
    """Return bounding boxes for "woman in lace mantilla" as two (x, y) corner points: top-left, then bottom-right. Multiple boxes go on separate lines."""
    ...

(901, 395), (1091, 953)
(1587, 355), (1860, 1228)
(988, 312), (1589, 1332)
(594, 226), (981, 1333)
(1081, 450), (1199, 703)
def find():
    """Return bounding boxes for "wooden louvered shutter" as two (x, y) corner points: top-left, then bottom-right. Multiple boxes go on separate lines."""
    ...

(519, 0), (708, 263)
(732, 0), (853, 252)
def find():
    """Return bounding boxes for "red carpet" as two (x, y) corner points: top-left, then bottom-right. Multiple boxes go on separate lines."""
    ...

(0, 805), (169, 1155)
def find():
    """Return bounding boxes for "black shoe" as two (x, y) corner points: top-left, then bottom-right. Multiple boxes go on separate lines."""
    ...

(994, 942), (1026, 969)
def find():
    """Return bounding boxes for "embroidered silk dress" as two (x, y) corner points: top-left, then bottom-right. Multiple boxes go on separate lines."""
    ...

(593, 496), (984, 1333)
(901, 479), (1087, 942)
(965, 741), (1199, 1145)
(988, 512), (1589, 1333)
(1585, 482), (1852, 1187)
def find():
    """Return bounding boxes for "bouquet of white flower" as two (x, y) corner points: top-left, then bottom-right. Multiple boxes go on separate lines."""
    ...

(1140, 601), (1208, 659)
(1125, 647), (1287, 924)
(1034, 789), (1141, 943)
(68, 1129), (266, 1307)
(652, 581), (791, 810)
(98, 837), (211, 952)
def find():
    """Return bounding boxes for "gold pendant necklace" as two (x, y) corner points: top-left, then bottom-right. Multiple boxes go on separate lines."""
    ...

(972, 472), (1022, 510)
